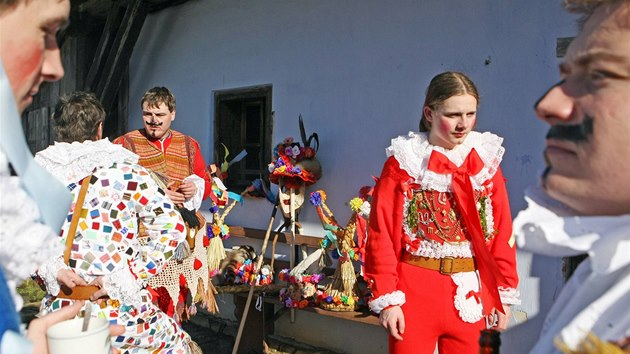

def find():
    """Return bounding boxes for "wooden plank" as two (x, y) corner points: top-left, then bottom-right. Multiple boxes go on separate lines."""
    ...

(96, 0), (148, 113)
(117, 66), (129, 137)
(221, 226), (377, 328)
(84, 1), (125, 92)
(25, 108), (49, 153)
(146, 0), (191, 13)
(234, 292), (380, 326)
(228, 226), (323, 248)
(304, 306), (379, 326)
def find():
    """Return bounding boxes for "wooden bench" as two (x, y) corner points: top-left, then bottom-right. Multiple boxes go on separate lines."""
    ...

(224, 226), (379, 326)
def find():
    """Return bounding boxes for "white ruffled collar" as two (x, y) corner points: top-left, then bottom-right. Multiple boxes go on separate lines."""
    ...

(514, 187), (630, 274)
(386, 131), (505, 191)
(34, 139), (139, 185)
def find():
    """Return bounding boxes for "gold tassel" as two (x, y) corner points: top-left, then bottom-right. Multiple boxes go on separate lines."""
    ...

(188, 338), (204, 354)
(207, 206), (227, 274)
(207, 236), (226, 273)
(205, 281), (220, 314)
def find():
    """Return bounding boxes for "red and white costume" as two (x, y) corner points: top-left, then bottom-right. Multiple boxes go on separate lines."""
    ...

(365, 131), (519, 353)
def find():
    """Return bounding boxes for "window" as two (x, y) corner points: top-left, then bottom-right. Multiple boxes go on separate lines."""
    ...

(214, 85), (273, 192)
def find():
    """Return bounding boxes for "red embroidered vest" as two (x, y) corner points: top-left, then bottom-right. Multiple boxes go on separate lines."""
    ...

(117, 130), (195, 187)
(405, 189), (495, 244)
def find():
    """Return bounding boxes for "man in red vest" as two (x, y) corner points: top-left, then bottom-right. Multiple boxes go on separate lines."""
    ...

(114, 86), (214, 321)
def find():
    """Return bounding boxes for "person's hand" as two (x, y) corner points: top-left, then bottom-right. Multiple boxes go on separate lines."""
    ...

(56, 269), (87, 288)
(488, 305), (511, 330)
(108, 324), (125, 339)
(165, 182), (186, 205)
(26, 300), (85, 354)
(177, 180), (197, 199)
(379, 305), (405, 341)
(88, 276), (109, 302)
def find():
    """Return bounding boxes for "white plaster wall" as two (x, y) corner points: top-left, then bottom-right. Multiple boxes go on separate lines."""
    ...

(129, 1), (577, 352)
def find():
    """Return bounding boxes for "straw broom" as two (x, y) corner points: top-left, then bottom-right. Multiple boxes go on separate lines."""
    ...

(319, 214), (359, 312)
(206, 196), (241, 274)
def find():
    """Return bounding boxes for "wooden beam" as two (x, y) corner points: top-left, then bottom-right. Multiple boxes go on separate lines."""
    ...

(95, 0), (148, 113)
(147, 0), (191, 13)
(84, 2), (125, 92)
(228, 226), (324, 248)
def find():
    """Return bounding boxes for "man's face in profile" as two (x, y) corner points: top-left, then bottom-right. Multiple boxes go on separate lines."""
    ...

(534, 2), (630, 215)
(0, 0), (70, 113)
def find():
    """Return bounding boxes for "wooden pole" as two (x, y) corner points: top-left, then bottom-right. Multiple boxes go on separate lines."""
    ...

(289, 187), (296, 323)
(232, 202), (279, 354)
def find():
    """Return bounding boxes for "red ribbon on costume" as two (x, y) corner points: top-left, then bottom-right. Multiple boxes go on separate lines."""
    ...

(355, 215), (368, 274)
(427, 148), (506, 315)
(401, 181), (422, 199)
(466, 290), (482, 304)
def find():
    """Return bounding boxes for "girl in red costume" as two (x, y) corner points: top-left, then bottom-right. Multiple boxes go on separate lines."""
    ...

(365, 72), (519, 353)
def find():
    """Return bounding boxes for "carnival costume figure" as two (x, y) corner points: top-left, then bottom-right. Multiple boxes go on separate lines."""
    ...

(113, 87), (215, 321)
(365, 72), (519, 353)
(34, 92), (193, 353)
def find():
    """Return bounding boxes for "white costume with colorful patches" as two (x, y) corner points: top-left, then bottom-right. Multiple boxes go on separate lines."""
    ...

(35, 139), (191, 353)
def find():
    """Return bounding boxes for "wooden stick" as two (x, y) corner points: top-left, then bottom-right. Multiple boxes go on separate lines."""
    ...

(232, 202), (279, 354)
(289, 187), (297, 324)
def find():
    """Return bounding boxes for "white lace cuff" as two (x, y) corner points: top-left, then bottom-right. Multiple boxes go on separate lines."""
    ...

(37, 256), (69, 296)
(103, 267), (143, 308)
(499, 286), (521, 305)
(369, 290), (406, 314)
(182, 174), (204, 211)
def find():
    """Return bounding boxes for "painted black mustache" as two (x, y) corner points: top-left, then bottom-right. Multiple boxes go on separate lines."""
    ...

(146, 121), (163, 127)
(545, 116), (593, 142)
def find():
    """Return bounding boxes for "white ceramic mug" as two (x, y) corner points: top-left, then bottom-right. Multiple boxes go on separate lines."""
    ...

(47, 317), (111, 354)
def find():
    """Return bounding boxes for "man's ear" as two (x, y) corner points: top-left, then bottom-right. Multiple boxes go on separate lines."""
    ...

(171, 110), (176, 121)
(95, 121), (103, 140)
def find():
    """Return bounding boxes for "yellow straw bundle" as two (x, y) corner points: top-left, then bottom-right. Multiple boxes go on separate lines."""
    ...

(319, 214), (359, 312)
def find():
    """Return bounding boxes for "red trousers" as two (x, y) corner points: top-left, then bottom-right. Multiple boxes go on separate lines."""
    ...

(390, 262), (485, 354)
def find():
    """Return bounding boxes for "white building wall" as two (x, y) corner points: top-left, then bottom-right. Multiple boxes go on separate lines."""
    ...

(129, 1), (577, 352)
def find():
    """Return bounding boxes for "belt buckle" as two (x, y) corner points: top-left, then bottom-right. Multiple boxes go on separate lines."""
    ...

(440, 257), (455, 275)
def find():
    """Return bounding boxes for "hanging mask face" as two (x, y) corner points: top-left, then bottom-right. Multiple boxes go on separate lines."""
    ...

(278, 180), (305, 219)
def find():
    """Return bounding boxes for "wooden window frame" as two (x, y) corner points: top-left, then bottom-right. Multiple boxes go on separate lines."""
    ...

(214, 85), (273, 192)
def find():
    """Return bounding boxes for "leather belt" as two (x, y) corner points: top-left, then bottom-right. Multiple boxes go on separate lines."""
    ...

(402, 253), (476, 275)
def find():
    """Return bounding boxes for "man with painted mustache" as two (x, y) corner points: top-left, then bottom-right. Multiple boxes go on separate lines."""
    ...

(113, 86), (214, 323)
(513, 0), (630, 352)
